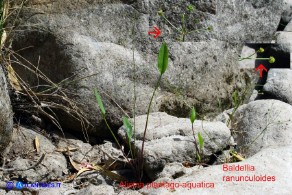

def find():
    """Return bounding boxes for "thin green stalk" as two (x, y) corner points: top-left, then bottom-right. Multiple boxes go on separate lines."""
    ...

(161, 15), (180, 32)
(127, 135), (133, 159)
(253, 58), (270, 60)
(187, 27), (210, 35)
(101, 113), (138, 174)
(238, 52), (256, 61)
(102, 114), (123, 150)
(239, 57), (271, 61)
(132, 44), (136, 159)
(192, 123), (201, 161)
(181, 13), (186, 41)
(139, 74), (162, 177)
(40, 73), (98, 94)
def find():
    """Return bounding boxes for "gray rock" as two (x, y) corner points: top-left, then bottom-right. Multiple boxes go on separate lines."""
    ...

(3, 190), (23, 195)
(213, 108), (233, 127)
(231, 100), (292, 157)
(276, 31), (292, 52)
(33, 182), (76, 195)
(12, 30), (251, 137)
(239, 46), (256, 69)
(10, 0), (282, 137)
(249, 89), (258, 102)
(145, 0), (282, 42)
(7, 126), (67, 182)
(20, 0), (282, 43)
(57, 137), (124, 169)
(282, 0), (292, 24)
(75, 184), (115, 195)
(7, 154), (67, 182)
(118, 190), (142, 195)
(10, 126), (56, 154)
(57, 137), (95, 164)
(73, 171), (111, 188)
(216, 0), (283, 42)
(263, 69), (292, 104)
(118, 112), (234, 180)
(139, 146), (292, 195)
(284, 19), (292, 31)
(0, 180), (76, 195)
(158, 162), (198, 179)
(0, 66), (13, 155)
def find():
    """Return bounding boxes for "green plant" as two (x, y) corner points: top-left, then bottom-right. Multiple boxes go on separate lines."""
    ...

(123, 116), (134, 158)
(235, 103), (290, 158)
(94, 89), (122, 151)
(139, 41), (169, 179)
(228, 47), (276, 126)
(226, 89), (244, 127)
(158, 4), (212, 41)
(94, 42), (169, 182)
(239, 47), (275, 64)
(94, 89), (137, 180)
(0, 0), (6, 48)
(189, 107), (204, 162)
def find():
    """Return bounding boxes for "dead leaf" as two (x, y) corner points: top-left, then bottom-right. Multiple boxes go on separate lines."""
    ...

(6, 64), (22, 91)
(230, 151), (245, 161)
(69, 157), (81, 171)
(69, 158), (126, 181)
(182, 161), (195, 168)
(76, 167), (91, 177)
(1, 30), (7, 49)
(92, 164), (125, 182)
(34, 136), (40, 153)
(56, 147), (78, 153)
(63, 173), (76, 183)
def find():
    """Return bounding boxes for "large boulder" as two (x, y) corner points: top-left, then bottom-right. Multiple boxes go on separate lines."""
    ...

(0, 66), (13, 155)
(118, 112), (234, 180)
(263, 69), (292, 104)
(19, 0), (283, 43)
(284, 19), (292, 31)
(276, 32), (292, 52)
(139, 146), (292, 195)
(216, 0), (283, 42)
(282, 0), (292, 24)
(9, 0), (283, 137)
(7, 126), (67, 182)
(11, 31), (250, 137)
(145, 0), (283, 42)
(231, 100), (292, 157)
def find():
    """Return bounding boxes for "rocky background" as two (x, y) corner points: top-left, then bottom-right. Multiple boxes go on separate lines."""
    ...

(0, 0), (292, 194)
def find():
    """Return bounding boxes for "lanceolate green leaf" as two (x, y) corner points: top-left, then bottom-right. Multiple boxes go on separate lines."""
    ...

(123, 117), (133, 141)
(232, 90), (238, 106)
(190, 107), (196, 124)
(94, 89), (106, 115)
(157, 42), (169, 75)
(198, 132), (204, 150)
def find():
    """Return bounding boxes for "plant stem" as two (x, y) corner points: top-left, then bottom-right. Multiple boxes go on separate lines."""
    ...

(182, 31), (187, 42)
(187, 27), (210, 35)
(128, 138), (133, 160)
(131, 43), (136, 159)
(102, 114), (123, 150)
(131, 22), (137, 142)
(192, 123), (201, 161)
(238, 52), (257, 61)
(181, 13), (186, 41)
(254, 58), (270, 60)
(161, 15), (180, 32)
(102, 114), (137, 174)
(139, 74), (162, 179)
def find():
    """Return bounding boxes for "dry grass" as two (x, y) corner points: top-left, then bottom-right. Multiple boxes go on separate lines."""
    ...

(0, 0), (91, 142)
